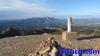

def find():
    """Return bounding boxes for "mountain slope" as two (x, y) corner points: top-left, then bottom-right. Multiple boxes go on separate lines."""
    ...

(0, 17), (66, 30)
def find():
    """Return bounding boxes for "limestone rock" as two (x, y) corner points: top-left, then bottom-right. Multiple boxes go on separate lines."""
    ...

(28, 37), (62, 56)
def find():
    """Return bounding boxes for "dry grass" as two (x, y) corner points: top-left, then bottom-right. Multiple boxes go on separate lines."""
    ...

(0, 34), (100, 56)
(0, 35), (46, 56)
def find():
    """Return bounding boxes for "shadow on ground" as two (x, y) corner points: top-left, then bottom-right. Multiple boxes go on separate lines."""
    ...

(77, 36), (100, 40)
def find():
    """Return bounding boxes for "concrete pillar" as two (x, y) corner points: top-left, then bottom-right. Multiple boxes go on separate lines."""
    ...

(62, 16), (78, 41)
(62, 31), (78, 41)
(67, 16), (72, 32)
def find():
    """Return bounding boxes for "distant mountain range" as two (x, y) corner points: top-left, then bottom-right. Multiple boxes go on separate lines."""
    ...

(0, 17), (66, 31)
(0, 17), (100, 31)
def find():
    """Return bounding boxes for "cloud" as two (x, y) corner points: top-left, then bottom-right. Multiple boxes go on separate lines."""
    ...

(0, 0), (58, 19)
(1, 0), (100, 19)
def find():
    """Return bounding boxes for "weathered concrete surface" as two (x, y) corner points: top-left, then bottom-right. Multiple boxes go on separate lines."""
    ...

(62, 31), (78, 41)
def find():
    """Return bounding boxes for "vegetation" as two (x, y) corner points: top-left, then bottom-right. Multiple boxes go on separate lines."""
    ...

(1, 17), (100, 38)
(1, 23), (100, 38)
(0, 26), (61, 38)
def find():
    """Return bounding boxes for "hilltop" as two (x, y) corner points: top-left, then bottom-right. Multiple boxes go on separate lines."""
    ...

(0, 34), (100, 56)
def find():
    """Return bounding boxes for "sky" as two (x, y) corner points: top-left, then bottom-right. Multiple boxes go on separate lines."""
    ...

(0, 0), (100, 20)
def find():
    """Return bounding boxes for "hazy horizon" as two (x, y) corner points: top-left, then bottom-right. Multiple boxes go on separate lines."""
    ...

(1, 0), (100, 19)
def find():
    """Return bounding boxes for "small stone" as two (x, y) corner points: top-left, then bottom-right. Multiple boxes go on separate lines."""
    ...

(93, 43), (100, 56)
(73, 54), (79, 56)
(28, 37), (62, 56)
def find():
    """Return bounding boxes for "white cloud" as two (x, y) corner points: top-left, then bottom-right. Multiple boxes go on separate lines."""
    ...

(0, 0), (58, 18)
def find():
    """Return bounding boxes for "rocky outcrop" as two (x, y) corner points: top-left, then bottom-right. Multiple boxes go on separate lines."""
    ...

(28, 37), (62, 56)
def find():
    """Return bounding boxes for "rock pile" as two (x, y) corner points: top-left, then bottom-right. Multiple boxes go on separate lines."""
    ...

(28, 37), (62, 56)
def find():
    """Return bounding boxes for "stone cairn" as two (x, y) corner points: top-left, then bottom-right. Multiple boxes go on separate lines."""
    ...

(28, 37), (80, 56)
(28, 37), (63, 56)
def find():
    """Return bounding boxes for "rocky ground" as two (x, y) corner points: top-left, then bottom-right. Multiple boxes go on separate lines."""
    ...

(0, 34), (100, 56)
